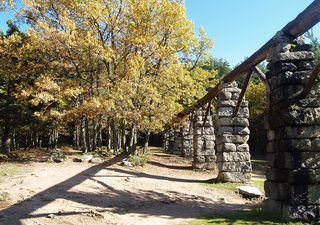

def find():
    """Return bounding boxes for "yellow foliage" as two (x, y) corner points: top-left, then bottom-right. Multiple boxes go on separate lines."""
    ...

(245, 81), (267, 121)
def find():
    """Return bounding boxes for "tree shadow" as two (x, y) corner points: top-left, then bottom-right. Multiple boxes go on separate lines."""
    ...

(0, 153), (259, 225)
(0, 153), (128, 225)
(102, 167), (205, 183)
(147, 160), (193, 170)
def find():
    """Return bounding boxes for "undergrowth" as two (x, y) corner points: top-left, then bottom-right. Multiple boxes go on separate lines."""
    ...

(128, 154), (149, 167)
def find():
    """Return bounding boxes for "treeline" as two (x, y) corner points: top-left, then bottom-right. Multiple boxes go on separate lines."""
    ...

(1, 1), (317, 156)
(0, 0), (217, 154)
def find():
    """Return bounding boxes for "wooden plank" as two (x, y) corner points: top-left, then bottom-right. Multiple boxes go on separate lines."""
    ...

(253, 66), (267, 85)
(233, 70), (253, 117)
(302, 63), (320, 96)
(175, 0), (320, 122)
(202, 100), (212, 127)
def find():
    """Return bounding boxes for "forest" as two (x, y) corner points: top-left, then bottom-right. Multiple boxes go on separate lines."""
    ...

(0, 1), (320, 225)
(0, 0), (271, 156)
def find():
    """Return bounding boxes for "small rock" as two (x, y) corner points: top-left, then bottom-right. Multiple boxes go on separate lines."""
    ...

(90, 157), (103, 164)
(0, 155), (8, 160)
(121, 159), (133, 167)
(74, 155), (93, 163)
(237, 186), (263, 198)
(47, 213), (55, 219)
(47, 151), (66, 163)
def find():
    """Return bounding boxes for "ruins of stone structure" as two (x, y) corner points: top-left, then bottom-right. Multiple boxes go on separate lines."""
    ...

(164, 105), (216, 169)
(192, 106), (216, 170)
(163, 116), (193, 157)
(265, 34), (320, 221)
(216, 81), (252, 182)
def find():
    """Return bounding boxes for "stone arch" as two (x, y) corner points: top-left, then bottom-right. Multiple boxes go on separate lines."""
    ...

(164, 33), (320, 221)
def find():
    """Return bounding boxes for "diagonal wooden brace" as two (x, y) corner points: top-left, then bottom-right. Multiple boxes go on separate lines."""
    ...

(233, 70), (253, 117)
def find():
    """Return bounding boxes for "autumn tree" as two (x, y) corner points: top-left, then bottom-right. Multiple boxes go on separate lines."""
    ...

(0, 0), (215, 154)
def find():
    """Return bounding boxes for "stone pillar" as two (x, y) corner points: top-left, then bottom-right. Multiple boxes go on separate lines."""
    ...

(192, 105), (216, 170)
(265, 35), (320, 221)
(181, 115), (194, 157)
(216, 81), (251, 182)
(163, 129), (174, 151)
(173, 127), (183, 154)
(164, 116), (193, 157)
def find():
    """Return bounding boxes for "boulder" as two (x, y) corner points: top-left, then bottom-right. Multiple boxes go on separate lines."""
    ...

(47, 151), (66, 163)
(73, 154), (93, 163)
(90, 157), (103, 164)
(237, 186), (264, 198)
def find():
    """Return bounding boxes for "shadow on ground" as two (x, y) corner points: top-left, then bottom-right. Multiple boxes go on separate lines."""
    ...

(0, 153), (258, 225)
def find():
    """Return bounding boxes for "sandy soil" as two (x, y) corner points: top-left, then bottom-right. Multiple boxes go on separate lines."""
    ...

(0, 149), (256, 225)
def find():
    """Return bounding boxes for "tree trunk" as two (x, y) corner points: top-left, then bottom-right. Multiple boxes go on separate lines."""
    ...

(121, 122), (126, 152)
(143, 131), (150, 154)
(106, 125), (111, 151)
(133, 125), (137, 155)
(73, 122), (80, 150)
(128, 125), (134, 154)
(92, 120), (97, 151)
(54, 129), (58, 149)
(97, 117), (102, 149)
(128, 124), (137, 155)
(111, 119), (118, 155)
(80, 117), (88, 153)
(85, 118), (91, 152)
(2, 126), (11, 154)
(11, 129), (16, 151)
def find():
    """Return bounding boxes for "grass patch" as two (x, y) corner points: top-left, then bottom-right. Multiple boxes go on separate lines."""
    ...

(128, 154), (149, 167)
(0, 164), (17, 177)
(0, 192), (9, 201)
(182, 208), (303, 225)
(252, 179), (265, 194)
(202, 178), (265, 193)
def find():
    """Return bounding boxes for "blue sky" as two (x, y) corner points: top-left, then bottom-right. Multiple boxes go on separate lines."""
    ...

(185, 0), (320, 67)
(0, 1), (319, 67)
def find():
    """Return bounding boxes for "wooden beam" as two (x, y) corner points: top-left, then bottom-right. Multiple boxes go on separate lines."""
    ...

(175, 0), (320, 121)
(202, 100), (212, 127)
(253, 66), (268, 85)
(233, 70), (253, 117)
(302, 63), (320, 96)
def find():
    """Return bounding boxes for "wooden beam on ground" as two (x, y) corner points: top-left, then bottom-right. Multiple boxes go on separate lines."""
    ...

(253, 66), (268, 85)
(175, 0), (320, 122)
(233, 70), (253, 117)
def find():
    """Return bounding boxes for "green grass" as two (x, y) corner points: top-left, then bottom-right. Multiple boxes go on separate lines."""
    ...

(128, 154), (149, 167)
(182, 208), (304, 225)
(0, 192), (9, 201)
(0, 164), (17, 177)
(201, 178), (265, 193)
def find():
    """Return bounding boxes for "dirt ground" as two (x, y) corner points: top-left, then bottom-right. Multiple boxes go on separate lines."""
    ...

(0, 147), (262, 225)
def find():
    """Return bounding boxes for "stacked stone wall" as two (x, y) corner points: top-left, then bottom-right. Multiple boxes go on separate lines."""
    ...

(265, 35), (320, 221)
(216, 81), (251, 182)
(181, 116), (194, 157)
(192, 105), (216, 170)
(164, 116), (193, 157)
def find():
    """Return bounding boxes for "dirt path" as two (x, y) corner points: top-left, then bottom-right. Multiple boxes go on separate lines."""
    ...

(0, 150), (252, 225)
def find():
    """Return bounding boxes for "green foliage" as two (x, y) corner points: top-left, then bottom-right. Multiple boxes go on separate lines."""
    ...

(128, 153), (149, 167)
(201, 178), (265, 193)
(245, 80), (267, 155)
(0, 192), (9, 201)
(305, 30), (320, 62)
(183, 208), (303, 225)
(202, 57), (231, 78)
